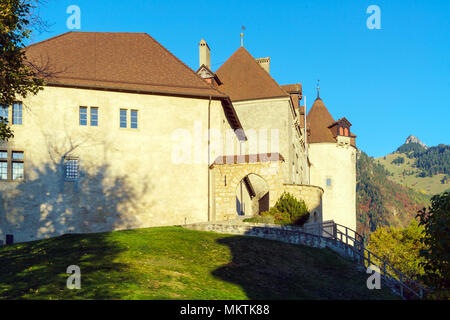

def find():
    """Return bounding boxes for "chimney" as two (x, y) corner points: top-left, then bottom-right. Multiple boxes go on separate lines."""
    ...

(199, 39), (211, 69)
(256, 57), (270, 74)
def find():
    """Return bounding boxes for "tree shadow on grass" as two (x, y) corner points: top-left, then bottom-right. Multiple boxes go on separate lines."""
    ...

(211, 231), (397, 300)
(0, 230), (138, 299)
(0, 134), (153, 299)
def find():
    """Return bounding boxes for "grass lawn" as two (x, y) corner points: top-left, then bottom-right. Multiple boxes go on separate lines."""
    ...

(0, 226), (397, 300)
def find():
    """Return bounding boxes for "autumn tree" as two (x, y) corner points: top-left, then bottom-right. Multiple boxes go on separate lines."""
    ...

(417, 192), (450, 299)
(0, 0), (46, 140)
(367, 219), (427, 281)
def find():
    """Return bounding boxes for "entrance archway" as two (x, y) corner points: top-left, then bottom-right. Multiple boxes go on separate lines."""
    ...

(235, 173), (269, 216)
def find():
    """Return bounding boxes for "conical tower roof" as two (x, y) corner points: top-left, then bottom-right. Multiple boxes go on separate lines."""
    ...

(307, 97), (336, 143)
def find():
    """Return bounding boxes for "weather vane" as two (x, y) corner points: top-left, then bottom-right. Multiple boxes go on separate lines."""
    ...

(241, 26), (246, 47)
(317, 79), (320, 98)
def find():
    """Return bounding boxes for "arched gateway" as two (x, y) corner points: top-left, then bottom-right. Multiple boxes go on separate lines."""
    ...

(235, 173), (269, 216)
(210, 153), (324, 222)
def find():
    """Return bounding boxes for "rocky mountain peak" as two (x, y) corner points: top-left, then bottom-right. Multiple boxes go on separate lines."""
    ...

(405, 135), (427, 148)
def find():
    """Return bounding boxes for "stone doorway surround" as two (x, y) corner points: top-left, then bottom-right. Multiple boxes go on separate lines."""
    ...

(210, 153), (324, 222)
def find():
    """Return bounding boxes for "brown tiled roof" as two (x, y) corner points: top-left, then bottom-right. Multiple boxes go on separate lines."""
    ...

(215, 47), (289, 102)
(299, 105), (306, 129)
(281, 83), (302, 94)
(212, 153), (285, 165)
(25, 32), (227, 98)
(307, 98), (357, 147)
(328, 117), (352, 128)
(307, 98), (336, 143)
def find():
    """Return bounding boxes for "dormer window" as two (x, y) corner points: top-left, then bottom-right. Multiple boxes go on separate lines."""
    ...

(339, 126), (349, 136)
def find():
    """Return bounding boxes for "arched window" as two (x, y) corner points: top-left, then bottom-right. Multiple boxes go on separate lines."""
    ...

(344, 127), (349, 136)
(339, 127), (343, 135)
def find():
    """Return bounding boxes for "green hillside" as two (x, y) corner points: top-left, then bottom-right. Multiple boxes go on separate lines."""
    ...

(356, 151), (429, 238)
(375, 142), (450, 196)
(0, 226), (396, 300)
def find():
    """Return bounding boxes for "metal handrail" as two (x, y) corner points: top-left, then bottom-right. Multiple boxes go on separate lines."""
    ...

(311, 221), (426, 299)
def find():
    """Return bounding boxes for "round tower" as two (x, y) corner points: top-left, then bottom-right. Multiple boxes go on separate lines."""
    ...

(306, 90), (357, 231)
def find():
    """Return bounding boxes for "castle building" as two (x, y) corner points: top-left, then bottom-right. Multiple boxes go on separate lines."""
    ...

(307, 89), (357, 231)
(0, 32), (356, 243)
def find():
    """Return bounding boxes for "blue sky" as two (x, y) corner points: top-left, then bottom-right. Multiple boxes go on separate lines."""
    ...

(30, 0), (449, 157)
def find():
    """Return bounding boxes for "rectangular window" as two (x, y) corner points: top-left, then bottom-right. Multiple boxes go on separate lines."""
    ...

(79, 107), (88, 126)
(0, 150), (25, 181)
(65, 158), (79, 180)
(326, 178), (332, 187)
(12, 103), (22, 125)
(130, 110), (138, 129)
(0, 105), (8, 122)
(90, 107), (98, 126)
(11, 162), (24, 181)
(0, 161), (7, 180)
(120, 109), (127, 128)
(12, 151), (24, 160)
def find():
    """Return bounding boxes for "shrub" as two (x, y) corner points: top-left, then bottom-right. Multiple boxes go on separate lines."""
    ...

(272, 209), (291, 225)
(248, 193), (310, 226)
(274, 192), (310, 226)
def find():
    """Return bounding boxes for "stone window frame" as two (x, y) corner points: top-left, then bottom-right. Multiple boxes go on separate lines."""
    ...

(64, 156), (80, 181)
(0, 101), (24, 126)
(80, 106), (99, 127)
(119, 107), (140, 131)
(0, 149), (25, 182)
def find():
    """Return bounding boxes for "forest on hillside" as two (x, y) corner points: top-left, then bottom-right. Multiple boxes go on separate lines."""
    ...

(396, 143), (450, 177)
(356, 151), (429, 238)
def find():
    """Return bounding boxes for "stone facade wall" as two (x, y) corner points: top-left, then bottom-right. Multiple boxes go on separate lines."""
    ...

(0, 86), (237, 243)
(308, 140), (357, 231)
(211, 160), (323, 221)
(280, 184), (323, 222)
(232, 97), (305, 185)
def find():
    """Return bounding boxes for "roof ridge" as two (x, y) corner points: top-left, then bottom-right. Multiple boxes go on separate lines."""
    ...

(143, 34), (228, 98)
(239, 47), (289, 97)
(25, 31), (74, 49)
(53, 75), (227, 90)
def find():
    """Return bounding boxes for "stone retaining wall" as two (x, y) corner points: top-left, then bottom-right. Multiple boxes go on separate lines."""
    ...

(184, 222), (361, 262)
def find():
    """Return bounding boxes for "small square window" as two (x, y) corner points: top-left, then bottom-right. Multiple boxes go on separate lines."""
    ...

(90, 107), (98, 126)
(65, 158), (79, 180)
(12, 151), (24, 160)
(120, 109), (127, 128)
(79, 107), (88, 126)
(130, 110), (138, 129)
(12, 103), (22, 125)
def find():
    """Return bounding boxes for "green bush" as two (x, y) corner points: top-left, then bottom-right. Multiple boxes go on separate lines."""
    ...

(274, 192), (310, 226)
(247, 193), (310, 226)
(272, 209), (291, 225)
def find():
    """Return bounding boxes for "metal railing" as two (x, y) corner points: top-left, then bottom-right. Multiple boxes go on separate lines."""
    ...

(307, 220), (427, 300)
